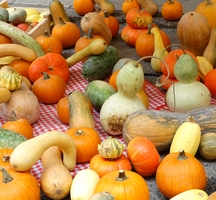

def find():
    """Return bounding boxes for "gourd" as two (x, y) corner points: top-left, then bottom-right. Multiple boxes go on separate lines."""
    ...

(156, 149), (207, 199)
(0, 87), (11, 103)
(9, 130), (77, 172)
(0, 43), (37, 62)
(137, 0), (158, 16)
(90, 191), (115, 200)
(151, 27), (169, 73)
(176, 11), (211, 56)
(9, 8), (27, 25)
(66, 38), (107, 67)
(170, 189), (208, 200)
(40, 146), (73, 199)
(0, 128), (27, 149)
(122, 105), (216, 152)
(68, 90), (94, 129)
(0, 70), (22, 91)
(198, 132), (216, 160)
(0, 82), (40, 124)
(93, 0), (115, 15)
(196, 56), (213, 81)
(208, 191), (216, 200)
(100, 60), (146, 135)
(170, 117), (201, 156)
(49, 0), (70, 25)
(203, 27), (216, 68)
(70, 168), (100, 200)
(0, 21), (45, 57)
(80, 12), (112, 44)
(93, 170), (150, 199)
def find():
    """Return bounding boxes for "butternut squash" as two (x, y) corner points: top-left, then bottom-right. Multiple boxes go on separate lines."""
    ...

(0, 44), (37, 62)
(40, 146), (73, 199)
(49, 0), (70, 25)
(123, 105), (216, 152)
(0, 21), (45, 57)
(68, 90), (94, 128)
(10, 130), (77, 171)
(66, 38), (107, 67)
(0, 87), (11, 103)
(93, 0), (115, 14)
(137, 0), (158, 16)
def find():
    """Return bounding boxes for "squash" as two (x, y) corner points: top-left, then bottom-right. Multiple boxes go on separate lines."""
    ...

(170, 189), (208, 200)
(0, 82), (40, 124)
(170, 117), (201, 156)
(208, 191), (216, 200)
(0, 43), (37, 62)
(196, 56), (213, 81)
(90, 191), (115, 200)
(123, 105), (216, 152)
(199, 132), (216, 160)
(66, 38), (107, 67)
(49, 0), (70, 25)
(70, 168), (100, 200)
(9, 130), (77, 172)
(0, 87), (11, 103)
(68, 90), (94, 129)
(80, 12), (112, 44)
(0, 128), (27, 149)
(40, 146), (73, 199)
(137, 0), (158, 16)
(93, 0), (115, 15)
(8, 8), (27, 25)
(0, 21), (45, 57)
(0, 7), (9, 22)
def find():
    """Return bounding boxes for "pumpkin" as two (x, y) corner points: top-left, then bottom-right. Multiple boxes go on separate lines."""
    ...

(65, 127), (101, 163)
(122, 0), (141, 15)
(93, 170), (150, 200)
(161, 0), (183, 21)
(90, 153), (132, 177)
(35, 30), (63, 54)
(156, 149), (207, 199)
(0, 148), (13, 170)
(0, 167), (40, 200)
(2, 110), (33, 139)
(56, 96), (70, 124)
(208, 191), (216, 200)
(195, 0), (216, 30)
(73, 0), (95, 15)
(0, 7), (9, 23)
(204, 69), (216, 97)
(52, 17), (81, 48)
(28, 52), (70, 83)
(176, 11), (211, 56)
(126, 136), (161, 176)
(126, 8), (153, 29)
(9, 8), (27, 25)
(32, 72), (66, 104)
(0, 33), (13, 44)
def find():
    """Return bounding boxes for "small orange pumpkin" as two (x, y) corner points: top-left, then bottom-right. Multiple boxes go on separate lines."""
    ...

(2, 111), (34, 139)
(73, 0), (95, 16)
(0, 33), (13, 44)
(0, 148), (14, 170)
(32, 72), (66, 104)
(122, 0), (141, 15)
(65, 127), (101, 163)
(56, 96), (70, 124)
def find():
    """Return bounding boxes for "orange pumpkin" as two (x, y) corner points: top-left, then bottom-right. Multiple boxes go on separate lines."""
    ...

(32, 72), (66, 104)
(93, 170), (150, 200)
(122, 0), (141, 15)
(90, 153), (132, 177)
(56, 96), (70, 124)
(35, 30), (63, 54)
(156, 149), (207, 199)
(52, 17), (81, 48)
(0, 168), (40, 200)
(0, 148), (14, 170)
(2, 111), (33, 139)
(73, 0), (95, 16)
(161, 0), (183, 21)
(65, 127), (101, 163)
(204, 69), (216, 97)
(28, 52), (70, 83)
(0, 33), (13, 44)
(127, 136), (161, 177)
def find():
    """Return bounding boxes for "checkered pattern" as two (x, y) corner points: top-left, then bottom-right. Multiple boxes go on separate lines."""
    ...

(0, 62), (216, 185)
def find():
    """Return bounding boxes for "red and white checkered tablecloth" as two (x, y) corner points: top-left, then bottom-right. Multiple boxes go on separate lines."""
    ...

(0, 62), (216, 185)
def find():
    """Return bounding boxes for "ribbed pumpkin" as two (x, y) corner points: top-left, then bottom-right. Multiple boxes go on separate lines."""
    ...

(177, 11), (211, 56)
(156, 149), (207, 199)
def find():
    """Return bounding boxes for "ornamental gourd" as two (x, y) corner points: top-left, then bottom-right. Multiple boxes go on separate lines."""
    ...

(100, 60), (146, 135)
(137, 0), (158, 16)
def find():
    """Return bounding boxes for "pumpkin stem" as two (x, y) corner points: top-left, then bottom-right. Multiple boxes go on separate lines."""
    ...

(41, 72), (50, 80)
(206, 0), (214, 6)
(0, 167), (13, 183)
(58, 17), (66, 25)
(177, 149), (187, 160)
(2, 155), (10, 162)
(116, 170), (128, 181)
(10, 110), (18, 121)
(43, 30), (51, 37)
(103, 10), (109, 18)
(168, 0), (174, 4)
(87, 28), (94, 39)
(75, 129), (85, 136)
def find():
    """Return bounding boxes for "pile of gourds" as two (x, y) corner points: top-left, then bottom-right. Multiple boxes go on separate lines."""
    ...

(1, 0), (216, 199)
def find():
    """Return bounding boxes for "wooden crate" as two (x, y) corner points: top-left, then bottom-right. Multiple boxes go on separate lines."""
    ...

(0, 0), (53, 39)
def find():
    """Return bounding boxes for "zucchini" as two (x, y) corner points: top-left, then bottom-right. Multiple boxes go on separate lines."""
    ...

(85, 80), (116, 112)
(81, 45), (120, 82)
(0, 128), (27, 149)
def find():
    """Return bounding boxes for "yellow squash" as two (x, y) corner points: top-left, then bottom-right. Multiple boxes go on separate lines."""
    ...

(170, 189), (208, 200)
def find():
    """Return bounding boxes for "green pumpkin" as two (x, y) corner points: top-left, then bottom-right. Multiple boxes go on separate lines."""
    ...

(9, 8), (27, 25)
(0, 7), (9, 22)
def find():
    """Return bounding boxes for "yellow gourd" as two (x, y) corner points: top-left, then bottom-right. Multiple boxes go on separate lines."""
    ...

(9, 130), (77, 171)
(170, 189), (208, 200)
(40, 146), (73, 199)
(196, 56), (213, 81)
(151, 27), (168, 73)
(0, 87), (11, 103)
(170, 117), (201, 156)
